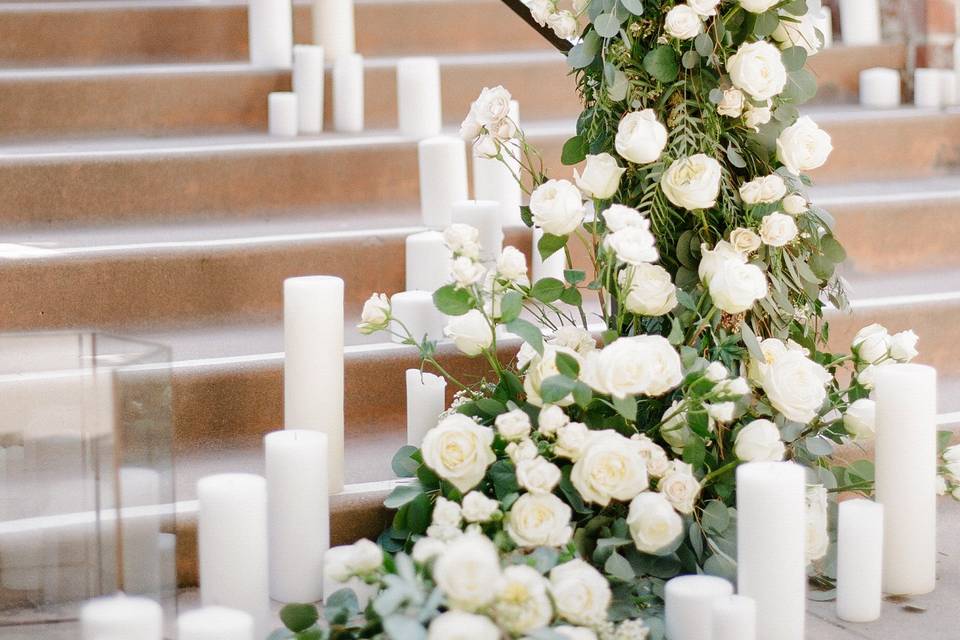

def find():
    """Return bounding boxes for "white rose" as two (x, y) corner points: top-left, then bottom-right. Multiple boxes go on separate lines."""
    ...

(505, 492), (573, 548)
(473, 134), (499, 159)
(524, 346), (582, 407)
(805, 485), (829, 562)
(421, 414), (497, 493)
(729, 228), (761, 254)
(549, 559), (612, 626)
(491, 566), (553, 635)
(526, 0), (555, 26)
(324, 545), (355, 582)
(735, 419), (786, 461)
(450, 256), (486, 288)
(658, 462), (701, 514)
(708, 259), (768, 314)
(538, 404), (569, 437)
(497, 245), (528, 283)
(664, 4), (703, 39)
(571, 431), (649, 505)
(556, 627), (599, 640)
(727, 40), (788, 100)
(773, 11), (822, 55)
(739, 174), (787, 204)
(471, 85), (513, 128)
(759, 212), (799, 247)
(586, 335), (683, 399)
(660, 400), (701, 454)
(428, 611), (500, 640)
(431, 496), (463, 529)
(615, 109), (668, 164)
(433, 533), (502, 611)
(661, 154), (722, 210)
(717, 88), (745, 117)
(445, 309), (494, 357)
(507, 438), (539, 464)
(706, 401), (737, 423)
(495, 409), (532, 441)
(782, 193), (808, 214)
(739, 0), (779, 13)
(889, 330), (919, 362)
(852, 323), (890, 364)
(758, 350), (832, 423)
(627, 491), (684, 555)
(631, 433), (672, 478)
(443, 223), (481, 259)
(548, 9), (579, 40)
(776, 116), (833, 175)
(605, 225), (659, 266)
(602, 203), (646, 232)
(717, 376), (750, 397)
(843, 398), (876, 439)
(550, 326), (597, 355)
(529, 179), (585, 236)
(689, 0), (721, 16)
(358, 293), (390, 333)
(461, 491), (500, 523)
(517, 456), (562, 494)
(412, 536), (447, 564)
(744, 104), (772, 130)
(459, 112), (481, 141)
(698, 240), (745, 284)
(856, 363), (884, 389)
(574, 153), (625, 199)
(348, 539), (384, 574)
(623, 264), (678, 316)
(553, 421), (591, 461)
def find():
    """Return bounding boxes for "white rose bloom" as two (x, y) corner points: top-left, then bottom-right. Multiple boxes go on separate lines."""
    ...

(729, 228), (762, 255)
(623, 264), (678, 316)
(491, 566), (553, 634)
(717, 88), (745, 117)
(548, 9), (579, 40)
(689, 0), (722, 16)
(773, 10), (822, 55)
(782, 193), (808, 214)
(776, 116), (833, 175)
(428, 611), (500, 640)
(631, 433), (672, 478)
(586, 335), (683, 399)
(856, 363), (884, 389)
(605, 225), (660, 266)
(431, 496), (463, 529)
(571, 430), (650, 505)
(529, 179), (585, 236)
(758, 350), (832, 423)
(708, 259), (768, 314)
(744, 104), (772, 130)
(615, 109), (668, 164)
(739, 0), (779, 13)
(443, 223), (481, 259)
(497, 245), (529, 283)
(526, 0), (555, 26)
(658, 461), (701, 514)
(549, 559), (612, 626)
(550, 326), (597, 355)
(717, 376), (750, 397)
(698, 240), (745, 284)
(759, 212), (799, 247)
(495, 409), (532, 442)
(473, 134), (499, 159)
(507, 438), (539, 464)
(324, 545), (355, 582)
(524, 346), (582, 407)
(553, 421), (592, 461)
(358, 293), (390, 333)
(805, 485), (830, 562)
(661, 154), (723, 210)
(451, 255), (486, 288)
(445, 309), (494, 357)
(433, 533), (502, 611)
(517, 456), (562, 494)
(556, 627), (599, 640)
(735, 419), (786, 461)
(852, 323), (890, 364)
(602, 203), (646, 232)
(727, 40), (788, 100)
(574, 153), (626, 199)
(412, 536), (447, 564)
(889, 330), (919, 362)
(459, 112), (481, 141)
(706, 401), (737, 423)
(660, 399), (704, 454)
(739, 174), (787, 204)
(471, 85), (513, 128)
(664, 4), (703, 39)
(627, 491), (684, 555)
(348, 539), (384, 574)
(505, 492), (573, 548)
(461, 491), (500, 523)
(843, 398), (876, 439)
(538, 404), (570, 437)
(421, 414), (497, 493)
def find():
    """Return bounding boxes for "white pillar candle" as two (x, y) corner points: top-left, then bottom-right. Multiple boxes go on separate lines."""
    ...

(817, 7), (833, 48)
(664, 575), (733, 640)
(836, 499), (884, 622)
(954, 39), (960, 106)
(333, 53), (364, 133)
(197, 474), (271, 638)
(914, 68), (943, 108)
(391, 291), (447, 344)
(266, 430), (330, 603)
(248, 0), (292, 68)
(397, 57), (442, 139)
(859, 67), (900, 108)
(81, 594), (163, 640)
(283, 276), (345, 494)
(418, 136), (468, 229)
(532, 227), (565, 283)
(874, 363), (937, 595)
(405, 231), (451, 292)
(712, 594), (757, 640)
(268, 92), (298, 137)
(473, 100), (523, 227)
(451, 200), (503, 264)
(736, 461), (806, 640)
(178, 606), (255, 640)
(406, 369), (446, 446)
(118, 467), (161, 595)
(838, 0), (880, 46)
(312, 0), (355, 62)
(941, 69), (957, 106)
(293, 45), (324, 134)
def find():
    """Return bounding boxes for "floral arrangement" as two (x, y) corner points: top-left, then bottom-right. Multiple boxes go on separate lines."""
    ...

(271, 1), (955, 639)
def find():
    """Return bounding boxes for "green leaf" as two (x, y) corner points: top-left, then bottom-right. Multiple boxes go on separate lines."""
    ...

(740, 323), (765, 360)
(506, 318), (544, 356)
(593, 12), (622, 38)
(694, 32), (713, 57)
(681, 49), (700, 69)
(725, 145), (747, 168)
(560, 286), (583, 306)
(561, 135), (588, 165)
(702, 500), (731, 534)
(500, 290), (523, 323)
(555, 351), (581, 378)
(676, 288), (698, 311)
(820, 235), (847, 262)
(938, 430), (953, 453)
(703, 553), (737, 582)
(782, 0), (808, 15)
(682, 436), (706, 466)
(605, 551), (636, 581)
(782, 68), (818, 104)
(805, 435), (834, 456)
(781, 46), (808, 72)
(620, 0), (644, 15)
(608, 67), (630, 102)
(567, 31), (601, 69)
(540, 375), (577, 404)
(384, 482), (423, 509)
(675, 266), (698, 290)
(668, 317), (684, 345)
(501, 369), (524, 397)
(573, 381), (593, 408)
(391, 445), (420, 478)
(406, 493), (431, 533)
(612, 394), (637, 422)
(280, 604), (319, 633)
(382, 615), (427, 640)
(475, 397), (507, 416)
(433, 284), (473, 316)
(489, 459), (520, 499)
(538, 232), (568, 261)
(323, 589), (359, 626)
(531, 277), (566, 303)
(643, 46), (679, 83)
(520, 205), (533, 227)
(565, 269), (586, 285)
(754, 10), (780, 37)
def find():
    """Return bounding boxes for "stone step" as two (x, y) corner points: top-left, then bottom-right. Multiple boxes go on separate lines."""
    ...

(2, 109), (958, 230)
(0, 45), (902, 139)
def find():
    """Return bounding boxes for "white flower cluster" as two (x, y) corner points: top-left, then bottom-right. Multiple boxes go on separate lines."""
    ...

(851, 323), (919, 390)
(460, 85), (516, 158)
(751, 337), (832, 424)
(698, 240), (768, 314)
(940, 445), (960, 501)
(523, 0), (581, 42)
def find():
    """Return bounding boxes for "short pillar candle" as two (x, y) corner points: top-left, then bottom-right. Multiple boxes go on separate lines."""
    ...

(859, 67), (900, 108)
(405, 230), (451, 292)
(451, 200), (503, 264)
(712, 594), (757, 640)
(391, 291), (446, 344)
(418, 136), (468, 229)
(268, 92), (298, 137)
(178, 606), (255, 640)
(397, 57), (442, 138)
(293, 45), (325, 134)
(81, 594), (163, 640)
(248, 0), (293, 68)
(836, 499), (884, 622)
(312, 0), (355, 61)
(333, 53), (365, 133)
(914, 68), (943, 108)
(664, 575), (734, 640)
(838, 0), (880, 46)
(406, 369), (446, 446)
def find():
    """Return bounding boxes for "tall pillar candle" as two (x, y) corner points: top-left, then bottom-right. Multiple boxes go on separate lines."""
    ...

(451, 200), (503, 264)
(397, 57), (442, 138)
(859, 67), (900, 108)
(283, 275), (345, 494)
(664, 575), (733, 640)
(532, 227), (565, 282)
(736, 461), (806, 640)
(836, 499), (884, 621)
(391, 291), (446, 344)
(293, 45), (324, 134)
(712, 595), (757, 640)
(266, 430), (330, 603)
(248, 0), (293, 67)
(268, 92), (298, 136)
(197, 474), (270, 638)
(405, 231), (451, 292)
(82, 595), (162, 640)
(418, 136), (468, 229)
(914, 68), (942, 108)
(312, 0), (355, 61)
(406, 369), (446, 446)
(333, 53), (364, 133)
(874, 363), (937, 595)
(178, 606), (255, 640)
(838, 0), (880, 45)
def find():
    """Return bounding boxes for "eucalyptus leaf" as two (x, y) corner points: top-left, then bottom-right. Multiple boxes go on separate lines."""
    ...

(391, 445), (420, 478)
(384, 482), (423, 509)
(702, 499), (731, 534)
(567, 31), (601, 69)
(681, 50), (701, 69)
(643, 46), (679, 83)
(605, 550), (636, 581)
(499, 290), (523, 323)
(540, 374), (577, 404)
(620, 0), (644, 15)
(695, 32), (714, 57)
(593, 12), (622, 38)
(753, 10), (780, 37)
(781, 46), (808, 72)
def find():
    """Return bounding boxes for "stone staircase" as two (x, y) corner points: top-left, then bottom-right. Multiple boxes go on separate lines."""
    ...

(1, 0), (959, 588)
